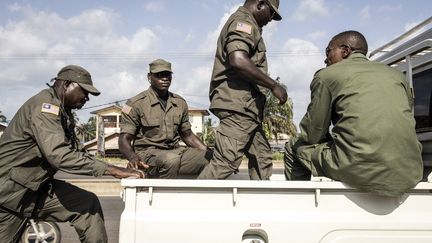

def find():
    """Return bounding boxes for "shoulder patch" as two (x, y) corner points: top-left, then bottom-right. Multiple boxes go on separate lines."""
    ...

(122, 104), (132, 115)
(41, 103), (59, 116)
(236, 22), (252, 34)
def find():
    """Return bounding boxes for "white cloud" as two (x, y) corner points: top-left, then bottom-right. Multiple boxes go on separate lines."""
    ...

(198, 4), (240, 55)
(269, 38), (325, 125)
(306, 31), (327, 40)
(0, 4), (160, 122)
(360, 5), (371, 20)
(292, 0), (329, 22)
(144, 1), (165, 12)
(7, 3), (21, 12)
(378, 4), (402, 12)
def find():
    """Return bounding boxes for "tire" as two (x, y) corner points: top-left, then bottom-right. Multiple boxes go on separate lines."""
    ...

(20, 221), (61, 243)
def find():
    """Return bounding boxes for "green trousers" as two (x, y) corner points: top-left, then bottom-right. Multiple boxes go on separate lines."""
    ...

(198, 110), (273, 180)
(284, 137), (332, 180)
(0, 179), (107, 243)
(137, 147), (210, 178)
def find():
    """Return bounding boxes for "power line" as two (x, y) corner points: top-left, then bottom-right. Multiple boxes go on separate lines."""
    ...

(0, 50), (324, 60)
(80, 99), (127, 110)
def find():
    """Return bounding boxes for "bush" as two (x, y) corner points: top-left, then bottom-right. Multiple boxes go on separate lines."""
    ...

(272, 152), (284, 161)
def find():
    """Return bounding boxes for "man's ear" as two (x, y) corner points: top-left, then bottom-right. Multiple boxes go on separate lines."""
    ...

(63, 80), (72, 89)
(342, 46), (352, 59)
(257, 0), (264, 10)
(147, 73), (152, 84)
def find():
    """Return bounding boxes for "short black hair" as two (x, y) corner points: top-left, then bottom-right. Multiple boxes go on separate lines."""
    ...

(332, 30), (368, 55)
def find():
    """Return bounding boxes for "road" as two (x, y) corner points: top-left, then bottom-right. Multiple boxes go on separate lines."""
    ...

(55, 167), (284, 242)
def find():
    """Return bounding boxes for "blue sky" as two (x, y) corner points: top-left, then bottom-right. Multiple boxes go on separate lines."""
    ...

(0, 0), (431, 127)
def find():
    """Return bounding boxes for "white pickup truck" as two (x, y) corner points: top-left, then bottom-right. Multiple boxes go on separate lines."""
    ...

(118, 27), (432, 243)
(119, 177), (432, 243)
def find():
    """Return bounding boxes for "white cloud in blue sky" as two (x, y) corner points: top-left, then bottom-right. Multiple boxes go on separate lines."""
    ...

(292, 0), (329, 22)
(360, 5), (371, 20)
(0, 0), (431, 127)
(144, 1), (166, 13)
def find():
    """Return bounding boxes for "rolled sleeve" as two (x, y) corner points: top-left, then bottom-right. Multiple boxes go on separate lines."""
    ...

(120, 102), (140, 135)
(225, 21), (255, 55)
(226, 40), (250, 55)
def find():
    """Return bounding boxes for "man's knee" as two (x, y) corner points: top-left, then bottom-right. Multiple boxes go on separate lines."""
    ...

(284, 139), (312, 180)
(198, 161), (236, 179)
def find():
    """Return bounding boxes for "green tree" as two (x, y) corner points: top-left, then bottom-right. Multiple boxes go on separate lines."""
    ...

(0, 110), (6, 122)
(76, 116), (97, 142)
(201, 117), (215, 146)
(263, 82), (297, 142)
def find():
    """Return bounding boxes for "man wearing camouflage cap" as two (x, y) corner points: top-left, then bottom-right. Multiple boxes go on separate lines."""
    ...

(0, 65), (144, 242)
(119, 59), (211, 178)
(198, 0), (287, 180)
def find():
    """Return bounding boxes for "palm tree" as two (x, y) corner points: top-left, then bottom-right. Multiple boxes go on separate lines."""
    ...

(76, 116), (97, 142)
(263, 82), (297, 142)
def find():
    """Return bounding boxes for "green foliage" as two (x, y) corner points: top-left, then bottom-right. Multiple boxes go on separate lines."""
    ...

(263, 82), (297, 141)
(201, 118), (215, 146)
(76, 116), (97, 142)
(272, 151), (284, 161)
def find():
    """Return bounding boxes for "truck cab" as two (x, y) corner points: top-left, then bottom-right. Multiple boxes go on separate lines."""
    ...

(373, 28), (432, 177)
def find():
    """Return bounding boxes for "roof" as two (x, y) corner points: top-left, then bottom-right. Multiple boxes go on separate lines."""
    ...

(90, 105), (122, 115)
(189, 107), (210, 116)
(90, 104), (210, 116)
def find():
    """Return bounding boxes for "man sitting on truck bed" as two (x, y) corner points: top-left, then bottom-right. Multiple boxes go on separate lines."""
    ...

(284, 30), (423, 197)
(119, 59), (211, 178)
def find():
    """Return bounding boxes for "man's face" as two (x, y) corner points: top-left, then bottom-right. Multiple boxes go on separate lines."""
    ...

(324, 40), (346, 66)
(63, 82), (89, 109)
(149, 71), (172, 93)
(255, 0), (275, 27)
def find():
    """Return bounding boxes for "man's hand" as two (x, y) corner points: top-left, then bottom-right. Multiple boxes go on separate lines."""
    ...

(272, 82), (288, 105)
(127, 156), (150, 171)
(105, 164), (145, 179)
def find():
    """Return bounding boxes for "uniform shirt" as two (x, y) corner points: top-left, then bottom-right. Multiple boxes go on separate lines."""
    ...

(209, 6), (268, 121)
(298, 53), (423, 196)
(120, 88), (191, 150)
(0, 87), (107, 211)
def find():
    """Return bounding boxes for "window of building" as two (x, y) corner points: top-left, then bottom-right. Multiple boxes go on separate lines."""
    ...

(413, 68), (432, 132)
(103, 115), (117, 128)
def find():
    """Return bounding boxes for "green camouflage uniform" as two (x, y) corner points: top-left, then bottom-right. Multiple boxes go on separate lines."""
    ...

(284, 53), (423, 197)
(198, 6), (273, 180)
(0, 87), (108, 243)
(121, 88), (209, 178)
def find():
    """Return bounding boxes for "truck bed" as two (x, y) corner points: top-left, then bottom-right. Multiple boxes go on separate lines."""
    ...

(119, 179), (432, 243)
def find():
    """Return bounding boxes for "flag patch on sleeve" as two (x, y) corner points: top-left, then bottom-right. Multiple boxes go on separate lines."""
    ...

(122, 104), (132, 115)
(236, 22), (252, 34)
(41, 103), (60, 116)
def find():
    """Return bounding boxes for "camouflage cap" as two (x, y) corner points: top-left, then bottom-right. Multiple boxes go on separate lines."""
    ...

(266, 0), (282, 21)
(149, 59), (172, 73)
(56, 65), (100, 96)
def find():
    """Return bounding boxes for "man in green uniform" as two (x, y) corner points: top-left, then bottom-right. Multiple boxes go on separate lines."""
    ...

(284, 30), (423, 197)
(198, 0), (287, 180)
(119, 59), (210, 178)
(0, 65), (144, 243)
